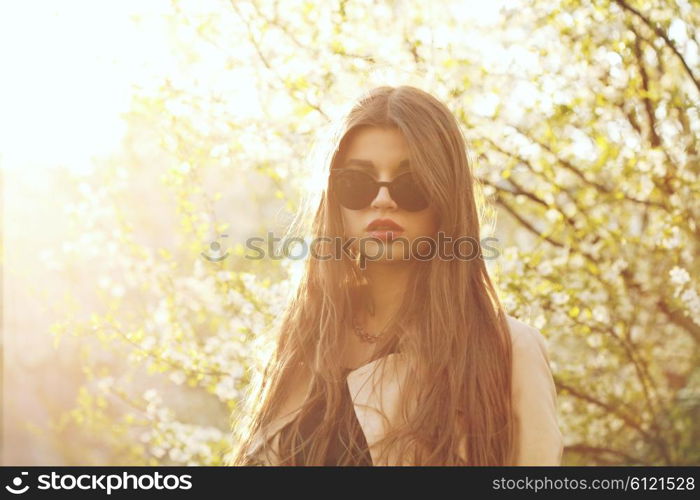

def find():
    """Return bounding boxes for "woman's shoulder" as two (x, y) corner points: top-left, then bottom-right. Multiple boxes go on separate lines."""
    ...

(503, 314), (556, 385)
(504, 314), (550, 357)
(503, 314), (563, 465)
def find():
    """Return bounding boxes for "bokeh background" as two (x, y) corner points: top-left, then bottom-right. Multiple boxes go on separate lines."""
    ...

(1, 0), (698, 466)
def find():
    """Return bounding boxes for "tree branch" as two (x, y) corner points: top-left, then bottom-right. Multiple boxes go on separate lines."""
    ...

(613, 0), (700, 94)
(556, 379), (669, 462)
(565, 443), (645, 465)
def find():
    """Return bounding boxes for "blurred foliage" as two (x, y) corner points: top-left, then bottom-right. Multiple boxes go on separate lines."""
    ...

(33, 0), (700, 465)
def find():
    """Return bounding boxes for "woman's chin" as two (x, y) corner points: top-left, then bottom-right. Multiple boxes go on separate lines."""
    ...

(359, 242), (412, 263)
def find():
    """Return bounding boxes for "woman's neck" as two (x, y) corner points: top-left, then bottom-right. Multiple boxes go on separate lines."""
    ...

(359, 261), (414, 325)
(340, 261), (417, 369)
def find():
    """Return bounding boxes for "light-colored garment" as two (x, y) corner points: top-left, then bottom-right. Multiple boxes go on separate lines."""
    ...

(243, 315), (564, 466)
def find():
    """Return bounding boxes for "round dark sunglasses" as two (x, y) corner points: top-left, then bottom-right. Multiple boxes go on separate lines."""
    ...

(330, 168), (429, 212)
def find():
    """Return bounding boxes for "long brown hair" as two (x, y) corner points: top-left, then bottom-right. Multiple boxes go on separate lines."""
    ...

(229, 85), (515, 465)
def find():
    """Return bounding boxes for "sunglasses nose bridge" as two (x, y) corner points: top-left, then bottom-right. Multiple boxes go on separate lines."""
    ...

(371, 183), (398, 208)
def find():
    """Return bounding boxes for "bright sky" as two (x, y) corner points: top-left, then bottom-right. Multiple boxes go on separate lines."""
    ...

(0, 0), (175, 175)
(4, 0), (691, 186)
(0, 0), (514, 178)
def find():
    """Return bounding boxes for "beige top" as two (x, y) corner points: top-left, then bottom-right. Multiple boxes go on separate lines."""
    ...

(243, 315), (564, 466)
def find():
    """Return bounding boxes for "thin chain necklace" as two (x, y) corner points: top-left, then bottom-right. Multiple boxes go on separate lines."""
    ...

(350, 315), (388, 343)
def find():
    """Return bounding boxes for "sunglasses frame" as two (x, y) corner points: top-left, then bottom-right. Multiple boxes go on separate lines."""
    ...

(329, 168), (429, 212)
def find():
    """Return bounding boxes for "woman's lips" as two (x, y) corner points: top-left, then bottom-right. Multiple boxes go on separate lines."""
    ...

(367, 229), (404, 241)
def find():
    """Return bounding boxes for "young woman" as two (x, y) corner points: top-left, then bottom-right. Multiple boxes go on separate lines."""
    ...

(229, 85), (563, 466)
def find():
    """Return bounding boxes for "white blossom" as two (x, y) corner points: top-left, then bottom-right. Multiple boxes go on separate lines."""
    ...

(660, 226), (681, 249)
(669, 266), (691, 286)
(143, 389), (159, 402)
(96, 377), (115, 393)
(592, 304), (609, 323)
(169, 370), (187, 385)
(537, 260), (554, 276)
(551, 291), (570, 306)
(679, 288), (700, 325)
(214, 376), (239, 402)
(501, 293), (517, 312)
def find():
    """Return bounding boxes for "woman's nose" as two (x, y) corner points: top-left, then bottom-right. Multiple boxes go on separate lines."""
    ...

(371, 186), (398, 209)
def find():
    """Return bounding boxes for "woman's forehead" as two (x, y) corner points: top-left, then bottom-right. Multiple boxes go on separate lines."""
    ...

(344, 127), (408, 152)
(341, 127), (411, 174)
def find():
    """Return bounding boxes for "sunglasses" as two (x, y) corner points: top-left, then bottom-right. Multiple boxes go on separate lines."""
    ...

(330, 168), (429, 212)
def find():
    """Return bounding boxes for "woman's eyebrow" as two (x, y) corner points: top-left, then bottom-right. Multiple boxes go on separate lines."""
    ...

(343, 158), (410, 172)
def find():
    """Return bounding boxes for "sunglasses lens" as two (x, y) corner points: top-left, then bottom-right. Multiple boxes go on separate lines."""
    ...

(332, 170), (377, 210)
(390, 173), (429, 211)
